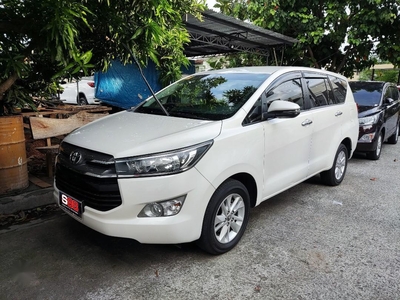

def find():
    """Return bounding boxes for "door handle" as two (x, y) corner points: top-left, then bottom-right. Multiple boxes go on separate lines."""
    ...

(335, 111), (343, 116)
(301, 119), (313, 126)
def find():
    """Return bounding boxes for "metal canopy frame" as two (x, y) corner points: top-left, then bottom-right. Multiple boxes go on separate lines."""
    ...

(184, 9), (298, 58)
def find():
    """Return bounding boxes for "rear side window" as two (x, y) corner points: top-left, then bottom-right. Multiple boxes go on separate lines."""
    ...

(329, 76), (347, 103)
(306, 78), (333, 107)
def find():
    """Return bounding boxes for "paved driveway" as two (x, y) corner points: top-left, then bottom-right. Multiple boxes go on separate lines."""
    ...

(1, 143), (399, 299)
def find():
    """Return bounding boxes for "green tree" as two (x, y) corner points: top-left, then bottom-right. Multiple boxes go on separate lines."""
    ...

(0, 0), (205, 115)
(208, 52), (269, 69)
(79, 0), (205, 86)
(359, 68), (400, 82)
(215, 0), (400, 77)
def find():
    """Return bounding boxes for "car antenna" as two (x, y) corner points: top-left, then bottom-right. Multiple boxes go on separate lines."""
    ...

(122, 43), (169, 116)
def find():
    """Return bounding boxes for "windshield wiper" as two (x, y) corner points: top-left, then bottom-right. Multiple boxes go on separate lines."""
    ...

(123, 43), (169, 116)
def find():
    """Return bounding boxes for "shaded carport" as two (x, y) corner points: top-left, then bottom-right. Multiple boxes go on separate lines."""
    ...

(183, 9), (297, 63)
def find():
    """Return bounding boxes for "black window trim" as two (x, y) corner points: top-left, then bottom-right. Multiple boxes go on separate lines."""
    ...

(242, 70), (349, 126)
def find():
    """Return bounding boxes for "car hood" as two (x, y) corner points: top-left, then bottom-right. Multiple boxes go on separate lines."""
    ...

(63, 111), (222, 158)
(357, 105), (381, 117)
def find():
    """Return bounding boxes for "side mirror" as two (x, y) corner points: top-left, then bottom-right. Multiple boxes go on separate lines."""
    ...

(262, 100), (301, 120)
(384, 97), (394, 105)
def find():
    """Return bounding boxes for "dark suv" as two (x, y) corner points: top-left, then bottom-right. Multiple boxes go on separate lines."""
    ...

(349, 81), (400, 160)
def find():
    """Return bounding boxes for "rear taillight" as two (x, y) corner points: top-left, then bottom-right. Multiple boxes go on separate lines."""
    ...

(87, 81), (95, 88)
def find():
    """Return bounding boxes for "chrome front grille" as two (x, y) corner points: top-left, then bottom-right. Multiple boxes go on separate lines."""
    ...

(55, 142), (122, 211)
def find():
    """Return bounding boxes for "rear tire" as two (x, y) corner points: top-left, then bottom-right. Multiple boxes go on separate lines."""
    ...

(77, 95), (88, 105)
(196, 179), (250, 255)
(321, 144), (348, 186)
(366, 132), (383, 160)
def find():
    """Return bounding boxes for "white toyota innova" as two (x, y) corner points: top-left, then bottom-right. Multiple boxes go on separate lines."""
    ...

(54, 66), (359, 254)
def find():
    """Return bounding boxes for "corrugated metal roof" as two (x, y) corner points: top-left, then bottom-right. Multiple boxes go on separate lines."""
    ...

(184, 9), (298, 57)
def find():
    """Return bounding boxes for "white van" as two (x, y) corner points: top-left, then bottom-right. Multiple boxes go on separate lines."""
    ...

(54, 66), (359, 254)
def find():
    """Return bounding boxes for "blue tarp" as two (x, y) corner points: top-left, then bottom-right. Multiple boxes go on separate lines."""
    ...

(95, 60), (162, 109)
(95, 60), (196, 109)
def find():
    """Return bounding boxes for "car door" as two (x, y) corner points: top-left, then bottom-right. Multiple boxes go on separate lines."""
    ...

(382, 85), (400, 137)
(60, 81), (79, 104)
(257, 73), (314, 198)
(303, 74), (346, 175)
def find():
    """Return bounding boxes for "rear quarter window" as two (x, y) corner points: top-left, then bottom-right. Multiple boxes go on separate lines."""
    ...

(329, 76), (347, 104)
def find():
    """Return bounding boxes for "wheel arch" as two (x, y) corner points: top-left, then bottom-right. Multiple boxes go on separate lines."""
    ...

(380, 127), (386, 141)
(78, 92), (87, 99)
(341, 137), (353, 158)
(229, 173), (258, 208)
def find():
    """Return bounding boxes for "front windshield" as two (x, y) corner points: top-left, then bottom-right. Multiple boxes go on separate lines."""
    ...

(350, 82), (383, 107)
(134, 73), (270, 120)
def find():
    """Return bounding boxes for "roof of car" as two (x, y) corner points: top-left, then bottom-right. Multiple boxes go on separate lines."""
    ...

(200, 66), (347, 78)
(349, 81), (388, 89)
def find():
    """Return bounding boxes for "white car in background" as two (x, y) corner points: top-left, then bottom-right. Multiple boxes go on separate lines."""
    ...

(59, 76), (100, 105)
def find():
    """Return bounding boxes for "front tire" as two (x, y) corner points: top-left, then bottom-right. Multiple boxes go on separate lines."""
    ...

(320, 144), (348, 186)
(196, 179), (250, 255)
(366, 132), (383, 160)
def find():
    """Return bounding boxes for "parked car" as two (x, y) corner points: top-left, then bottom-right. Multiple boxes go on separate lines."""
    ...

(59, 76), (100, 105)
(349, 81), (400, 160)
(54, 66), (359, 254)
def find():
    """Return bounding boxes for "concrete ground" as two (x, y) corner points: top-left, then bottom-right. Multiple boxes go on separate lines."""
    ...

(0, 142), (399, 299)
(0, 186), (54, 215)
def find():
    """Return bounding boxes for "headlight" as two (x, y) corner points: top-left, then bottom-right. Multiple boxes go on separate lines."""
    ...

(359, 114), (379, 126)
(115, 140), (213, 177)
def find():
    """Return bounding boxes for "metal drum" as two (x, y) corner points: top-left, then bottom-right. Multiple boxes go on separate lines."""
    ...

(0, 115), (29, 194)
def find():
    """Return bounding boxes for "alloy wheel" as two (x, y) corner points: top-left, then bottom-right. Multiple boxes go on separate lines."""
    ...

(214, 193), (245, 244)
(334, 149), (346, 181)
(376, 134), (382, 156)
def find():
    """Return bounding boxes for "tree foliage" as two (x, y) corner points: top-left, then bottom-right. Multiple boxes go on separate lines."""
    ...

(0, 0), (205, 114)
(214, 0), (400, 77)
(359, 68), (400, 82)
(79, 0), (205, 85)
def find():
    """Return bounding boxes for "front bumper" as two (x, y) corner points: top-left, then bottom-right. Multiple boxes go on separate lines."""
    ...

(356, 141), (378, 152)
(54, 167), (215, 244)
(355, 124), (380, 153)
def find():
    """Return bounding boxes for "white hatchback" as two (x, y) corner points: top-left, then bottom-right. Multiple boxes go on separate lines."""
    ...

(54, 66), (359, 254)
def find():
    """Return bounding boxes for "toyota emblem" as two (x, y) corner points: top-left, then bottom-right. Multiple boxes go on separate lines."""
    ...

(70, 151), (82, 165)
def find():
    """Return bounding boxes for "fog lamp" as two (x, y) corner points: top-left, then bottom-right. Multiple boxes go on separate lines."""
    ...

(359, 133), (375, 143)
(138, 196), (186, 217)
